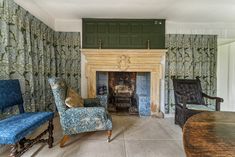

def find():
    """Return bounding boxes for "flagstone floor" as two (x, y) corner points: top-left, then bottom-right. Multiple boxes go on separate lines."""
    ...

(1, 115), (185, 157)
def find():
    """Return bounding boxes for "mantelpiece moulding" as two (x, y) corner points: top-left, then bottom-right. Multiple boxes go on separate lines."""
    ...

(81, 49), (167, 117)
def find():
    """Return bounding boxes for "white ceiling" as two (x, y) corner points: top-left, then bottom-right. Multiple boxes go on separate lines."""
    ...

(14, 0), (235, 38)
(16, 0), (235, 22)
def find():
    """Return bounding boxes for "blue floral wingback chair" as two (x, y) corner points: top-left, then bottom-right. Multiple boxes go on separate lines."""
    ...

(48, 77), (112, 147)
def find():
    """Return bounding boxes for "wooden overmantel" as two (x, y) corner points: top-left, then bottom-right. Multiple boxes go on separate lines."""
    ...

(81, 49), (167, 117)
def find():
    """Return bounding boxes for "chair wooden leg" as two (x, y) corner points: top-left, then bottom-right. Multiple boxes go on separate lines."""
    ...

(19, 138), (26, 149)
(107, 130), (112, 142)
(48, 120), (54, 148)
(9, 144), (18, 157)
(60, 135), (69, 148)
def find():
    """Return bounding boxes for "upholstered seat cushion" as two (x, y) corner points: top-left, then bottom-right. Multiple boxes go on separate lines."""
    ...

(60, 107), (112, 135)
(0, 112), (54, 144)
(179, 104), (214, 111)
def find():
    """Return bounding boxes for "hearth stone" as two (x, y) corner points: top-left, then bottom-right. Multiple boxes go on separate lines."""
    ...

(108, 103), (117, 112)
(129, 106), (139, 114)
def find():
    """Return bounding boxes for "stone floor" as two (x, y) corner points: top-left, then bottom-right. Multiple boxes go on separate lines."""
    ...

(1, 115), (185, 157)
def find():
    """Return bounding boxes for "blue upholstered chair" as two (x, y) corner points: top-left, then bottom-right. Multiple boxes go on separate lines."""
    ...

(0, 80), (54, 157)
(48, 77), (112, 147)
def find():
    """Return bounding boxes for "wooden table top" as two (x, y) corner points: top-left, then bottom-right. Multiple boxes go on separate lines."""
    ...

(183, 112), (235, 157)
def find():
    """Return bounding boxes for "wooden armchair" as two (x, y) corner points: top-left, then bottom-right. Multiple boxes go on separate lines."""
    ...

(172, 76), (223, 128)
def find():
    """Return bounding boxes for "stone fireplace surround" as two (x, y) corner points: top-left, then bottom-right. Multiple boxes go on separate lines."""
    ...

(81, 49), (167, 117)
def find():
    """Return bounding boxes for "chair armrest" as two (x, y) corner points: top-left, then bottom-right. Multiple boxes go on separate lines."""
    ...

(202, 93), (224, 102)
(202, 92), (223, 111)
(84, 98), (101, 107)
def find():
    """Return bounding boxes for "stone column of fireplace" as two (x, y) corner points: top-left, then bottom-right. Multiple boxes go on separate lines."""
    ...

(81, 49), (167, 117)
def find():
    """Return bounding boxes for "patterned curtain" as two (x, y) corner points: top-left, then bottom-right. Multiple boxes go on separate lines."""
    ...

(54, 32), (81, 94)
(165, 34), (217, 114)
(0, 0), (81, 115)
(29, 15), (57, 112)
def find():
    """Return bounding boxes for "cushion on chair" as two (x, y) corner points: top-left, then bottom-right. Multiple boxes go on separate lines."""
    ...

(179, 104), (214, 111)
(65, 88), (84, 108)
(61, 107), (112, 135)
(0, 112), (54, 144)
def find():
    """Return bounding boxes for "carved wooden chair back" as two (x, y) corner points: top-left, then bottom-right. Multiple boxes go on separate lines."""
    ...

(172, 77), (205, 105)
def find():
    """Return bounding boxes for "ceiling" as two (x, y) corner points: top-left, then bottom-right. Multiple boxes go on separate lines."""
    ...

(15, 0), (235, 22)
(14, 0), (235, 38)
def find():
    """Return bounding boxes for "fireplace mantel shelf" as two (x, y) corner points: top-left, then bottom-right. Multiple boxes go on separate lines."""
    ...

(81, 48), (167, 117)
(81, 48), (167, 51)
(81, 49), (167, 54)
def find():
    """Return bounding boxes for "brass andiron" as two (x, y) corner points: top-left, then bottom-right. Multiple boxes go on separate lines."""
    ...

(98, 39), (102, 49)
(147, 40), (150, 49)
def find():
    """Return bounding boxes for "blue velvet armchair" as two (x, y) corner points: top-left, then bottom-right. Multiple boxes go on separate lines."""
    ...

(48, 77), (112, 147)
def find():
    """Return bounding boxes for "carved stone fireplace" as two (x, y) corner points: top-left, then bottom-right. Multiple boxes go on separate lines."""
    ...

(81, 49), (167, 117)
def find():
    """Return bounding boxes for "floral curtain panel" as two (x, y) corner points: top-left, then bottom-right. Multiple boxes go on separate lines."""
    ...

(165, 34), (217, 114)
(54, 32), (81, 93)
(0, 0), (81, 115)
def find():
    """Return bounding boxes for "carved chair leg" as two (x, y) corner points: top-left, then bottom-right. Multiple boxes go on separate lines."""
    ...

(60, 135), (69, 148)
(9, 144), (18, 157)
(19, 138), (26, 149)
(107, 130), (112, 142)
(48, 120), (54, 148)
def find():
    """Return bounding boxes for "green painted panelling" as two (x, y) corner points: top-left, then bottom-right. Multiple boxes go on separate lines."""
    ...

(82, 19), (165, 49)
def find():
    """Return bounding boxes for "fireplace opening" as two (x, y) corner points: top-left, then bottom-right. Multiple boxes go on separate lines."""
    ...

(108, 72), (137, 114)
(97, 72), (151, 116)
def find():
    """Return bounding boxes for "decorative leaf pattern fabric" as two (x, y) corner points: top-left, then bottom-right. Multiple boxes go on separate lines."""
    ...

(54, 32), (81, 92)
(0, 112), (54, 144)
(62, 107), (112, 135)
(48, 77), (112, 135)
(165, 34), (217, 114)
(0, 0), (81, 114)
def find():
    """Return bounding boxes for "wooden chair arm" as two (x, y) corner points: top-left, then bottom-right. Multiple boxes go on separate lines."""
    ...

(202, 93), (223, 111)
(202, 93), (224, 102)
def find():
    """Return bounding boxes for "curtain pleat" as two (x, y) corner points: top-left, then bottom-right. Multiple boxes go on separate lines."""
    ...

(0, 0), (81, 115)
(165, 34), (217, 114)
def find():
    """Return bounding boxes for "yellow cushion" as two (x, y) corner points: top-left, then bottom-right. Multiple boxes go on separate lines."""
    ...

(65, 88), (84, 108)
